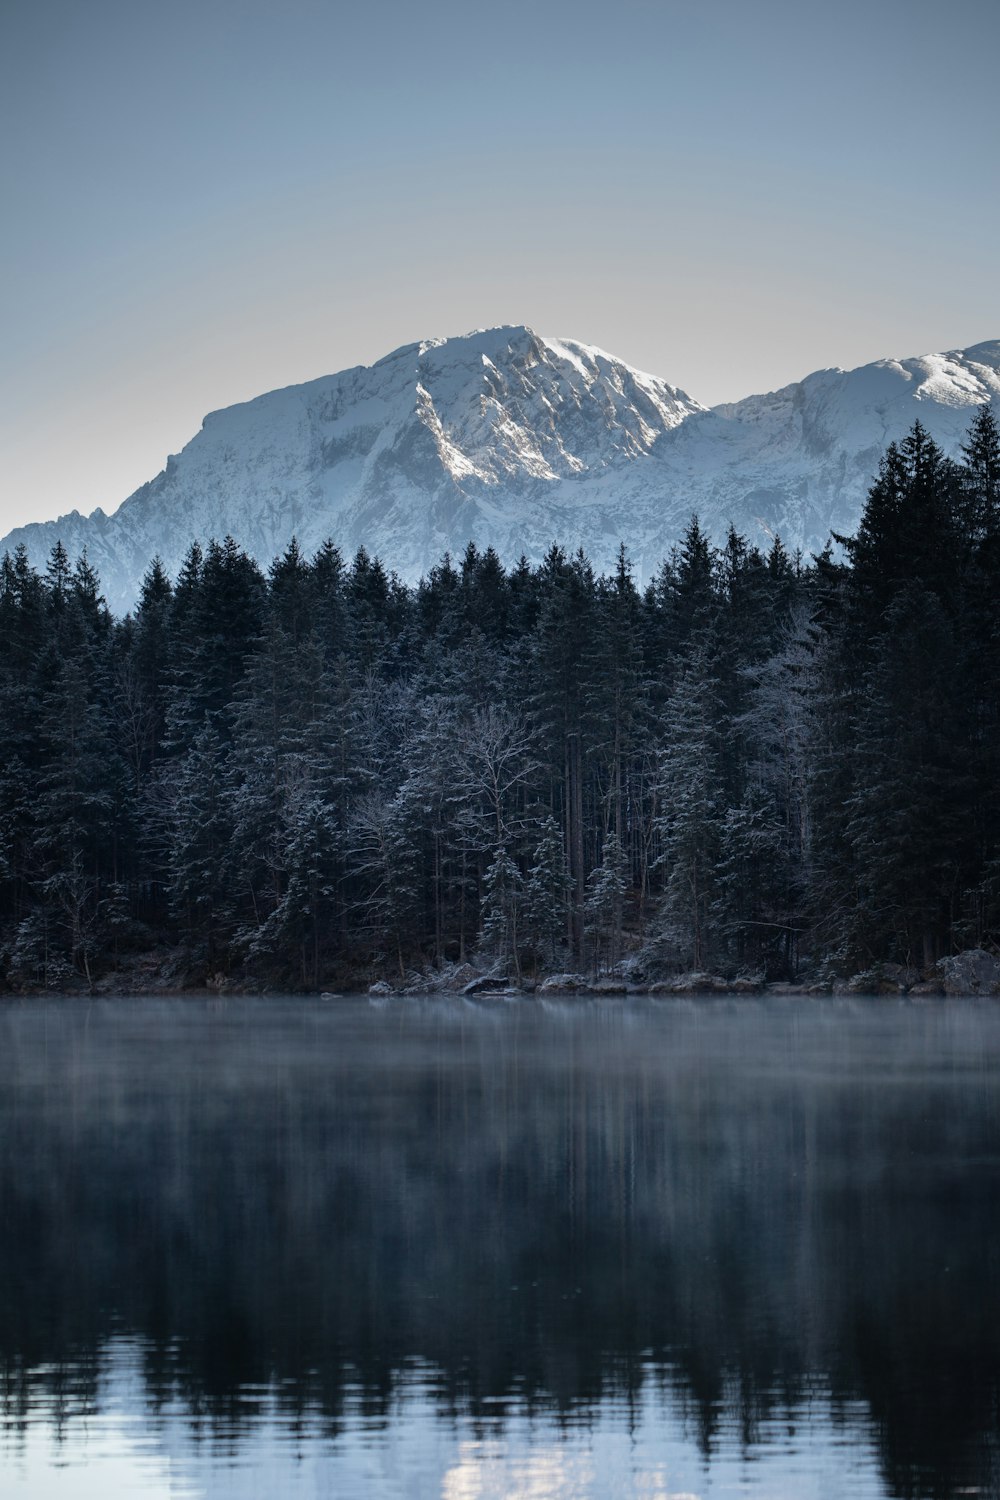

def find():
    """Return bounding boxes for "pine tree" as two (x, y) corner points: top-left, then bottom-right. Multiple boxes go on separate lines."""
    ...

(958, 408), (1000, 936)
(528, 548), (597, 955)
(164, 720), (232, 966)
(395, 695), (478, 965)
(672, 516), (719, 647)
(268, 536), (313, 645)
(129, 558), (173, 779)
(721, 604), (816, 974)
(45, 541), (71, 612)
(0, 549), (48, 932)
(166, 537), (266, 751)
(33, 647), (122, 984)
(347, 789), (420, 980)
(480, 844), (523, 980)
(583, 546), (644, 855)
(717, 787), (791, 976)
(843, 585), (969, 968)
(311, 539), (348, 662)
(584, 829), (628, 974)
(462, 544), (509, 643)
(347, 548), (394, 673)
(241, 791), (338, 988)
(654, 640), (726, 971)
(524, 814), (573, 968)
(962, 404), (1000, 541)
(225, 620), (341, 973)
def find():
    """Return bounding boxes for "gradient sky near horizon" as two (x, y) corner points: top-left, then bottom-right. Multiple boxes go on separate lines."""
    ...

(2, 0), (998, 532)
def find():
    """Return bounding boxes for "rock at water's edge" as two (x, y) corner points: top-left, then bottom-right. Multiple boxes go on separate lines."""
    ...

(935, 949), (1000, 996)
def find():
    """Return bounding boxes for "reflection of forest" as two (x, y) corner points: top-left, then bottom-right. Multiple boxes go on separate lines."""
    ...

(1, 997), (999, 1500)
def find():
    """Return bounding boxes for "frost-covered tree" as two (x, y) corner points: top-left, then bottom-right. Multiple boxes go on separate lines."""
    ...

(719, 604), (817, 974)
(455, 703), (537, 848)
(480, 844), (523, 980)
(395, 695), (479, 965)
(654, 641), (725, 971)
(347, 790), (420, 980)
(164, 720), (232, 965)
(523, 814), (573, 967)
(241, 791), (338, 988)
(584, 830), (628, 974)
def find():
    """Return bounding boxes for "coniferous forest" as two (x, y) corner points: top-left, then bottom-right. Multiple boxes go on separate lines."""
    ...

(1, 410), (998, 993)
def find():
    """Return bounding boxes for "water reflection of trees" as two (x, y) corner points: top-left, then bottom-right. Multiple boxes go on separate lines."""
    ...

(1, 998), (999, 1499)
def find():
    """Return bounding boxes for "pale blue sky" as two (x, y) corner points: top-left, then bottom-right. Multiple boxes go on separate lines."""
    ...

(2, 0), (998, 528)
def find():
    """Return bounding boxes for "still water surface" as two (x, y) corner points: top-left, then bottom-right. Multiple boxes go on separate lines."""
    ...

(1, 995), (999, 1498)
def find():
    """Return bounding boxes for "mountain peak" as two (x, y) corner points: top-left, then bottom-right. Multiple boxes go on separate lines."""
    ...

(415, 323), (537, 359)
(2, 332), (997, 614)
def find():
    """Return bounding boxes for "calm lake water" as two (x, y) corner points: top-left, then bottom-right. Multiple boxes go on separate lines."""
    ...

(1, 995), (1000, 1499)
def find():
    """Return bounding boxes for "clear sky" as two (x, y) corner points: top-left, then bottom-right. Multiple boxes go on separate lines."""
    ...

(1, 0), (998, 531)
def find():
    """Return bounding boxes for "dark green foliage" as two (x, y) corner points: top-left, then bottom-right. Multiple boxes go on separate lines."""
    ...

(653, 639), (726, 970)
(842, 586), (969, 966)
(165, 720), (232, 963)
(480, 844), (524, 979)
(1, 409), (999, 989)
(962, 405), (1000, 540)
(584, 829), (628, 974)
(523, 814), (572, 967)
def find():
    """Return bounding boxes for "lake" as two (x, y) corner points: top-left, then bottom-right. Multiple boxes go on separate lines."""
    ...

(1, 994), (999, 1499)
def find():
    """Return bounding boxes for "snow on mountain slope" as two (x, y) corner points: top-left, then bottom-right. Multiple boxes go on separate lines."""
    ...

(3, 329), (998, 614)
(661, 341), (1000, 551)
(0, 327), (700, 613)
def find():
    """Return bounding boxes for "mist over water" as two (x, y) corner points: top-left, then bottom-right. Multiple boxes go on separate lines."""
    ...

(2, 996), (1000, 1499)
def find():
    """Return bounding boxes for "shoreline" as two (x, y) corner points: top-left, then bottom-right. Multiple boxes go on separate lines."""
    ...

(7, 947), (1000, 1002)
(0, 980), (974, 1002)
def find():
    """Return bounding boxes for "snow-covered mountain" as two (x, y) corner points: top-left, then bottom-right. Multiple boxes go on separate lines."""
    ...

(4, 326), (999, 614)
(661, 341), (1000, 555)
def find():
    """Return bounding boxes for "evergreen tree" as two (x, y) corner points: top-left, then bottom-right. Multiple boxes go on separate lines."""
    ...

(523, 814), (573, 968)
(480, 844), (523, 980)
(672, 516), (719, 647)
(654, 640), (725, 971)
(241, 790), (338, 988)
(843, 585), (969, 967)
(584, 546), (644, 848)
(584, 830), (628, 974)
(962, 404), (1000, 540)
(166, 537), (266, 750)
(395, 695), (479, 965)
(164, 720), (232, 966)
(721, 604), (816, 974)
(717, 787), (792, 976)
(528, 547), (597, 955)
(347, 788), (420, 979)
(129, 557), (174, 779)
(268, 537), (313, 644)
(33, 646), (123, 983)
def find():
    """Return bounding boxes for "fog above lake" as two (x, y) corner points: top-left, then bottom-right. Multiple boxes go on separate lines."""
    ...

(2, 996), (999, 1499)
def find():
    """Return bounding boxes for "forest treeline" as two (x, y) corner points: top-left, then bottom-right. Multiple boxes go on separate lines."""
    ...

(1, 411), (998, 990)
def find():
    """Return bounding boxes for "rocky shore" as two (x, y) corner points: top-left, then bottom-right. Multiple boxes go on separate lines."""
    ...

(360, 949), (1000, 1001)
(9, 948), (1000, 1002)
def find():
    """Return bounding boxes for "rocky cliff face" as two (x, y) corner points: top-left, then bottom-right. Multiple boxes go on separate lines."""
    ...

(4, 327), (998, 613)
